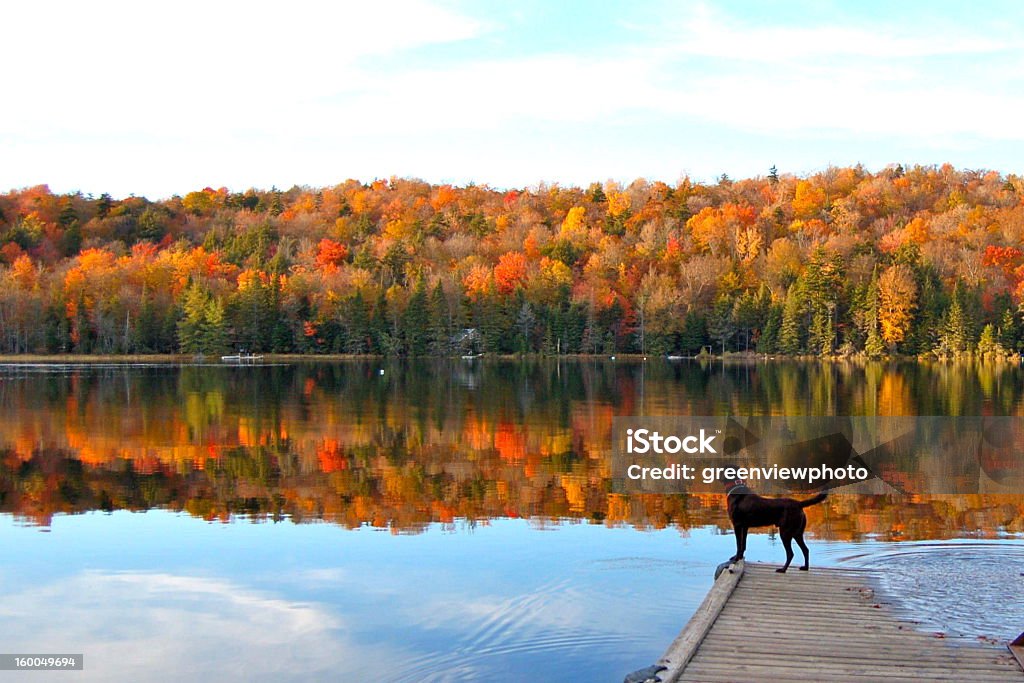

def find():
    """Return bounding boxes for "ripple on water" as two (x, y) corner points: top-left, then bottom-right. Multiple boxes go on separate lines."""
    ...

(834, 541), (1024, 641)
(387, 571), (674, 682)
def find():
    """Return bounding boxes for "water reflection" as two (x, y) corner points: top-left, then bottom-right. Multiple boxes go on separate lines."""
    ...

(2, 360), (1024, 535)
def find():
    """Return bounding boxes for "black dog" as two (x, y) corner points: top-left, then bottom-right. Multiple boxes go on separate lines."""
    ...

(723, 477), (827, 573)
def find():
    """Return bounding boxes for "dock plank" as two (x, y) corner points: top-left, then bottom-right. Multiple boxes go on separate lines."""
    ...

(645, 561), (1024, 683)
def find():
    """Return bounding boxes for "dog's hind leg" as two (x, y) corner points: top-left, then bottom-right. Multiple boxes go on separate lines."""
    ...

(777, 531), (794, 573)
(795, 515), (810, 570)
(796, 532), (810, 571)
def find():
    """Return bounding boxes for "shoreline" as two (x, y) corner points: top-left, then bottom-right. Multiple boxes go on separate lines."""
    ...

(0, 352), (1019, 364)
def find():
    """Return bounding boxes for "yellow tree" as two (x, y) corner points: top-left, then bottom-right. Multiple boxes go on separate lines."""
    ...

(792, 180), (826, 219)
(560, 206), (587, 240)
(877, 264), (917, 348)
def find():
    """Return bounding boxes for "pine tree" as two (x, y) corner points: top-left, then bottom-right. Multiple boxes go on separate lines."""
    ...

(756, 304), (782, 353)
(270, 281), (293, 352)
(977, 323), (1003, 358)
(732, 290), (760, 352)
(478, 295), (504, 353)
(429, 282), (450, 354)
(345, 290), (371, 354)
(178, 283), (208, 354)
(581, 300), (599, 354)
(542, 320), (556, 354)
(937, 295), (969, 356)
(680, 311), (707, 354)
(863, 279), (885, 358)
(999, 308), (1019, 352)
(809, 307), (834, 355)
(403, 280), (429, 355)
(778, 286), (803, 354)
(370, 290), (389, 353)
(96, 193), (113, 218)
(136, 294), (159, 352)
(865, 323), (885, 358)
(202, 298), (228, 354)
(516, 301), (536, 353)
(707, 296), (735, 354)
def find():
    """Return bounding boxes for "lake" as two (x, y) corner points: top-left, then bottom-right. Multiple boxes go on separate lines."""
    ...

(1, 359), (1023, 681)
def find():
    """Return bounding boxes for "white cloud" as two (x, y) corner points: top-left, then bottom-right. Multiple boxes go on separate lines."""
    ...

(669, 3), (1016, 61)
(0, 0), (485, 137)
(3, 1), (1024, 195)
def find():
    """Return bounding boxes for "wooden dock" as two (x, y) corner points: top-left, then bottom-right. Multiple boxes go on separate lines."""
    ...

(634, 561), (1023, 683)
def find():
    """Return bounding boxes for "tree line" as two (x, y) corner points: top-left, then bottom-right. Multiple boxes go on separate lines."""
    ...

(2, 164), (1024, 357)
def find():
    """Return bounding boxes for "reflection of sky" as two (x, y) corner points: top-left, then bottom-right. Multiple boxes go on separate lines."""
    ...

(2, 513), (1022, 681)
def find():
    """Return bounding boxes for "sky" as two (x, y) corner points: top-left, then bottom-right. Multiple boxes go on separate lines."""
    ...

(3, 0), (1024, 199)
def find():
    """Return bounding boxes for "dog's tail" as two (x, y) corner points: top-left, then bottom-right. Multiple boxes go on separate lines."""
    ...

(799, 492), (828, 508)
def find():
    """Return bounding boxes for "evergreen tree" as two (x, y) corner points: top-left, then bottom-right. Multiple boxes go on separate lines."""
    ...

(937, 293), (969, 356)
(732, 290), (760, 352)
(977, 323), (1004, 358)
(564, 302), (586, 353)
(227, 280), (275, 351)
(581, 301), (600, 354)
(707, 296), (736, 354)
(959, 285), (982, 346)
(96, 193), (113, 218)
(756, 304), (782, 353)
(345, 290), (371, 354)
(269, 281), (293, 352)
(516, 301), (536, 353)
(809, 307), (834, 355)
(61, 221), (82, 256)
(680, 311), (707, 354)
(403, 280), (429, 355)
(863, 278), (885, 358)
(802, 247), (843, 352)
(478, 295), (504, 353)
(428, 282), (450, 354)
(202, 298), (228, 354)
(778, 286), (803, 354)
(864, 321), (885, 358)
(542, 320), (556, 354)
(135, 295), (160, 352)
(905, 265), (945, 354)
(178, 283), (208, 354)
(370, 290), (389, 353)
(999, 308), (1019, 352)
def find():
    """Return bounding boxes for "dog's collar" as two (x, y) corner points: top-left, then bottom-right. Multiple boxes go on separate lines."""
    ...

(726, 483), (751, 495)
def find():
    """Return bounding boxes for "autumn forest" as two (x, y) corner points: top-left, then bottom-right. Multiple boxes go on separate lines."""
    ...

(3, 164), (1024, 357)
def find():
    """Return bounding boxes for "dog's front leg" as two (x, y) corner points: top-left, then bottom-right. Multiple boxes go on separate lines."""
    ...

(730, 524), (746, 562)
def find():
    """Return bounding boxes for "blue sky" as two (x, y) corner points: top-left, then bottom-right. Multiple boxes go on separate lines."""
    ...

(3, 0), (1023, 198)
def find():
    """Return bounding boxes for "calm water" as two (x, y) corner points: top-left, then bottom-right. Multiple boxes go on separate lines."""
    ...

(1, 360), (1023, 682)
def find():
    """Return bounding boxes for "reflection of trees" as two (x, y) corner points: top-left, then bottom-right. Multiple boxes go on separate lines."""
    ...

(1, 361), (1024, 536)
(4, 445), (1023, 540)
